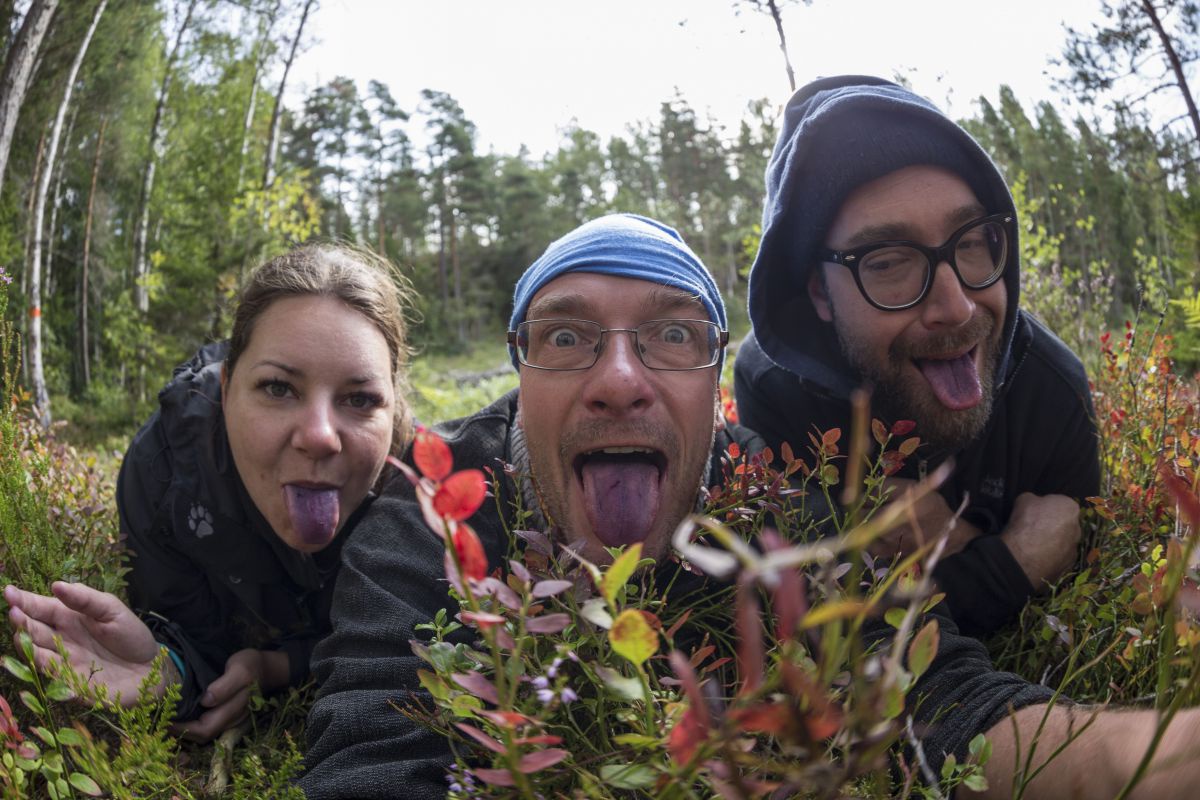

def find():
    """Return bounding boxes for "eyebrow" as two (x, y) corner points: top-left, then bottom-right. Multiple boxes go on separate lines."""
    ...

(838, 203), (989, 250)
(249, 360), (382, 385)
(525, 285), (708, 322)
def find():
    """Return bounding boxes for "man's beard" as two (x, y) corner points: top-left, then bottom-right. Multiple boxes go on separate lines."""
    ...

(831, 311), (1000, 452)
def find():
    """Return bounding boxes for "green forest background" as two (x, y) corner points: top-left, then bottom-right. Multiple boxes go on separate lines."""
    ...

(2, 0), (1199, 444)
(1, 0), (1200, 797)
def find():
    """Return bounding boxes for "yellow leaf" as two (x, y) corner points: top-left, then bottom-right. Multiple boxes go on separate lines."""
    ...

(799, 600), (866, 630)
(609, 609), (658, 666)
(601, 543), (643, 606)
(907, 619), (940, 680)
(898, 437), (920, 457)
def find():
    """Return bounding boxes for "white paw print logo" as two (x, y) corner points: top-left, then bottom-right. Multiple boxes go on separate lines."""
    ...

(188, 504), (214, 538)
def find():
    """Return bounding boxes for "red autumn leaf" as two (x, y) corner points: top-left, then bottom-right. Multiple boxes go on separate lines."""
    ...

(727, 441), (741, 459)
(667, 705), (708, 765)
(451, 524), (488, 581)
(472, 768), (516, 787)
(1161, 465), (1200, 530)
(461, 611), (506, 630)
(668, 651), (711, 727)
(531, 579), (573, 599)
(735, 576), (764, 697)
(434, 469), (487, 521)
(821, 428), (842, 448)
(514, 734), (563, 746)
(452, 670), (499, 704)
(890, 419), (916, 436)
(517, 748), (569, 773)
(730, 702), (791, 734)
(525, 613), (571, 634)
(477, 709), (533, 728)
(871, 419), (888, 446)
(881, 451), (905, 476)
(412, 429), (453, 481)
(454, 722), (506, 754)
(780, 441), (795, 464)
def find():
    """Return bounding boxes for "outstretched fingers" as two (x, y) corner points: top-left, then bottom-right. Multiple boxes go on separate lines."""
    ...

(50, 581), (126, 624)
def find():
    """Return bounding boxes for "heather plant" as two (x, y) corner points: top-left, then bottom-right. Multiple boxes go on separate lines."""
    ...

(397, 418), (992, 798)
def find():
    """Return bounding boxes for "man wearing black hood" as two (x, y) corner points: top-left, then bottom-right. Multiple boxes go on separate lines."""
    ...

(735, 75), (1100, 636)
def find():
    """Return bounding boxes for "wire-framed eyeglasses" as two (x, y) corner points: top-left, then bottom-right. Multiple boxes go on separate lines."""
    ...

(819, 213), (1014, 311)
(508, 318), (728, 371)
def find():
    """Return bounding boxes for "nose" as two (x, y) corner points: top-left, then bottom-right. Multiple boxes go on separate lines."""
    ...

(292, 400), (342, 458)
(581, 330), (655, 416)
(919, 259), (975, 328)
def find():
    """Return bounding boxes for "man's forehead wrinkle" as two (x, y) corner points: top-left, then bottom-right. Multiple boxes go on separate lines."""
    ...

(839, 202), (988, 249)
(525, 283), (707, 321)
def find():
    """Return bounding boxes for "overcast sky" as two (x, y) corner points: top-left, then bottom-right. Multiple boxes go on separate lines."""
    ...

(288, 0), (1109, 158)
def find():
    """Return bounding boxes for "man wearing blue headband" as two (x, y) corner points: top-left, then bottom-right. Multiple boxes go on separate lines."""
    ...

(736, 75), (1100, 636)
(301, 214), (763, 796)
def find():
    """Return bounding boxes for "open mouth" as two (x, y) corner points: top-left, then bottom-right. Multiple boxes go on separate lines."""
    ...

(913, 345), (982, 411)
(573, 447), (667, 548)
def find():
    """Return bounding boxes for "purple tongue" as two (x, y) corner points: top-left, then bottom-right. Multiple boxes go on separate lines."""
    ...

(284, 486), (340, 547)
(916, 353), (982, 411)
(580, 459), (661, 548)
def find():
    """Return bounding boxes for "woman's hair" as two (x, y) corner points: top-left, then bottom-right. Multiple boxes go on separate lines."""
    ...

(226, 243), (415, 451)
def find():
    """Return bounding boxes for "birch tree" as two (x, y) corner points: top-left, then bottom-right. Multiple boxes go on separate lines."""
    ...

(0, 0), (58, 199)
(28, 0), (107, 428)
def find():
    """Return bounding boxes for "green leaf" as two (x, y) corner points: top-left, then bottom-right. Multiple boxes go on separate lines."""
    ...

(609, 609), (658, 666)
(417, 669), (450, 701)
(601, 543), (643, 607)
(907, 619), (940, 681)
(962, 773), (989, 792)
(44, 681), (72, 702)
(55, 728), (85, 748)
(611, 733), (660, 748)
(31, 726), (55, 746)
(19, 690), (45, 716)
(884, 607), (907, 629)
(68, 773), (103, 797)
(3, 656), (33, 684)
(599, 762), (657, 789)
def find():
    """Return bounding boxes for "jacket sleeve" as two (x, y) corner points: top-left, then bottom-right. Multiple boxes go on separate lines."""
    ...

(301, 492), (473, 800)
(117, 414), (224, 719)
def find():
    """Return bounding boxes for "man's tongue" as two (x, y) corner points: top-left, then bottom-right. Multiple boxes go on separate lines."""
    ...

(916, 352), (983, 410)
(284, 485), (340, 547)
(580, 456), (661, 548)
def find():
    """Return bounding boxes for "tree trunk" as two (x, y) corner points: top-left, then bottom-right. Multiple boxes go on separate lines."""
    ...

(236, 0), (279, 192)
(1140, 0), (1200, 149)
(21, 130), (46, 388)
(262, 0), (315, 192)
(45, 101), (78, 299)
(79, 116), (107, 392)
(28, 0), (107, 428)
(133, 0), (197, 315)
(0, 0), (58, 200)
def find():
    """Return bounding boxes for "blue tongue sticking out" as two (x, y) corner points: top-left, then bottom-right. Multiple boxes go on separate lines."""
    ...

(916, 352), (982, 411)
(284, 486), (340, 548)
(580, 456), (661, 548)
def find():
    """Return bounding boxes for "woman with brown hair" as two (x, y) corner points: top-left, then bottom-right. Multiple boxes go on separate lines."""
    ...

(6, 243), (414, 741)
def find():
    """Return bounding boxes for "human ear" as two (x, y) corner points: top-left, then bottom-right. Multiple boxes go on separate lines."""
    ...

(807, 268), (834, 323)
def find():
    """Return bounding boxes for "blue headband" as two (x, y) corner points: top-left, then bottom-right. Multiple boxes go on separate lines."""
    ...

(508, 213), (727, 369)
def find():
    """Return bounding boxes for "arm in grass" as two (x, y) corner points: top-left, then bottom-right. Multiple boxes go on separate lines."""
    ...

(982, 703), (1200, 799)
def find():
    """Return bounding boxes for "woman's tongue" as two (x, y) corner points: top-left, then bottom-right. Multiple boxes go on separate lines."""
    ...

(580, 456), (661, 548)
(284, 485), (340, 547)
(916, 352), (982, 410)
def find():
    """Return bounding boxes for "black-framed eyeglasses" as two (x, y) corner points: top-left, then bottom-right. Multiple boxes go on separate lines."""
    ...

(819, 213), (1014, 311)
(508, 318), (729, 371)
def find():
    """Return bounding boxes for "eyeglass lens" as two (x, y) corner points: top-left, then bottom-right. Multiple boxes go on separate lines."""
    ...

(517, 319), (720, 370)
(858, 218), (1007, 308)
